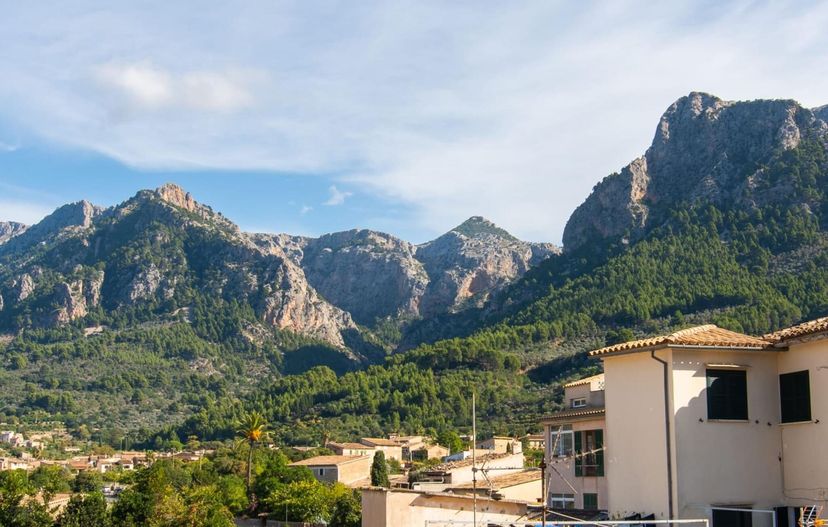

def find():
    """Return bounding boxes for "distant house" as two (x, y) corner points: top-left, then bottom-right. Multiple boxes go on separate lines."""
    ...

(327, 441), (376, 458)
(541, 373), (606, 511)
(389, 435), (428, 460)
(0, 457), (35, 471)
(523, 434), (545, 450)
(414, 452), (525, 492)
(479, 435), (522, 455)
(362, 487), (531, 527)
(359, 438), (403, 461)
(412, 443), (450, 461)
(447, 469), (542, 503)
(290, 455), (374, 486)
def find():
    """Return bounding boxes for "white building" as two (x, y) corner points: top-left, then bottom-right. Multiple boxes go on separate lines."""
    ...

(591, 318), (828, 527)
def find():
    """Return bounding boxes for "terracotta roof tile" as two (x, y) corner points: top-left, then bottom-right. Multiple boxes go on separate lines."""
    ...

(764, 316), (828, 343)
(450, 469), (541, 489)
(360, 438), (398, 447)
(564, 373), (605, 388)
(289, 455), (366, 467)
(541, 407), (606, 423)
(429, 452), (514, 472)
(590, 325), (772, 357)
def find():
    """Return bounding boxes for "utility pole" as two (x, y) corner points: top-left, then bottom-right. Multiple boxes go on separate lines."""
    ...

(540, 456), (547, 527)
(472, 391), (477, 527)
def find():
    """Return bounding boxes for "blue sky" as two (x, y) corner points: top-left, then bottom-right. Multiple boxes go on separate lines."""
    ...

(1, 1), (828, 243)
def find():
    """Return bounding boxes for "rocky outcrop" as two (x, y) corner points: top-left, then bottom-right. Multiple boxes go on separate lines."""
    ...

(0, 201), (102, 255)
(49, 270), (105, 325)
(563, 92), (828, 252)
(261, 217), (560, 324)
(0, 222), (27, 244)
(297, 230), (428, 325)
(415, 217), (559, 315)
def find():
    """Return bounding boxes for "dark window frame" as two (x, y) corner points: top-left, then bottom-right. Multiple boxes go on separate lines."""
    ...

(780, 370), (811, 423)
(706, 369), (748, 420)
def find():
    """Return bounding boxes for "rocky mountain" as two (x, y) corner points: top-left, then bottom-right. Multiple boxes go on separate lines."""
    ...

(0, 184), (357, 346)
(254, 216), (559, 326)
(0, 221), (27, 244)
(563, 92), (828, 252)
(0, 184), (556, 351)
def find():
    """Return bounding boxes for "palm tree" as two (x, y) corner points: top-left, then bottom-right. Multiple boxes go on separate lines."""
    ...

(236, 411), (268, 498)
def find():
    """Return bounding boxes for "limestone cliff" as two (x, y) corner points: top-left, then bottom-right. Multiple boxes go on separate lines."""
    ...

(563, 92), (828, 251)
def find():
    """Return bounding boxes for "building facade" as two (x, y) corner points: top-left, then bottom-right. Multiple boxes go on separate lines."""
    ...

(541, 373), (608, 511)
(591, 319), (828, 527)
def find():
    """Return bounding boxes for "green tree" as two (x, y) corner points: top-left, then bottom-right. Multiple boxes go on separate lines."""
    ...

(330, 488), (361, 527)
(56, 492), (111, 527)
(0, 470), (53, 527)
(265, 479), (332, 522)
(235, 411), (268, 499)
(72, 471), (103, 493)
(370, 451), (389, 487)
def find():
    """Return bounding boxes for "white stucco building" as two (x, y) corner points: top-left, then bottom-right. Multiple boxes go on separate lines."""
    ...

(590, 317), (828, 527)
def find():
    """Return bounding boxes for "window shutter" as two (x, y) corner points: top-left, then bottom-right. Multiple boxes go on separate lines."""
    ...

(594, 429), (604, 477)
(574, 431), (582, 477)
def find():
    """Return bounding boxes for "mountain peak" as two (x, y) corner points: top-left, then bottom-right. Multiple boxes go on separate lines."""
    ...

(451, 216), (516, 240)
(154, 183), (198, 212)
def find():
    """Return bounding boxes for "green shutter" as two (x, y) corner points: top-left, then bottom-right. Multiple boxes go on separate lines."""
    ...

(574, 431), (583, 477)
(594, 429), (604, 477)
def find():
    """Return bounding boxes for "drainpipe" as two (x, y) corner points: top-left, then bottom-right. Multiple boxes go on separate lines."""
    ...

(651, 350), (675, 519)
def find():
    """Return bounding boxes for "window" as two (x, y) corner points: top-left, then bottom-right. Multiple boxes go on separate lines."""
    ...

(571, 397), (587, 408)
(574, 429), (604, 477)
(780, 371), (811, 423)
(583, 493), (598, 510)
(707, 369), (748, 420)
(549, 493), (575, 509)
(713, 509), (753, 527)
(317, 468), (325, 476)
(549, 426), (573, 457)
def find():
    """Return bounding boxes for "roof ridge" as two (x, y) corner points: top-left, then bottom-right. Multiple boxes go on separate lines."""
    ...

(667, 324), (717, 340)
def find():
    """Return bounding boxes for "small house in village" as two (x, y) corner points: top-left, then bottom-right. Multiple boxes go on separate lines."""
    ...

(359, 438), (403, 461)
(290, 455), (374, 486)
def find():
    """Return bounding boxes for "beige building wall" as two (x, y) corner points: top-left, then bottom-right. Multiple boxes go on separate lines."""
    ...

(604, 350), (675, 519)
(776, 339), (828, 506)
(499, 478), (542, 503)
(671, 349), (782, 524)
(361, 488), (529, 527)
(546, 415), (609, 510)
(337, 456), (373, 485)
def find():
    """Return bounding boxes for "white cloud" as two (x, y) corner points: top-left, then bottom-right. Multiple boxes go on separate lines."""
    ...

(324, 186), (352, 206)
(0, 199), (53, 224)
(300, 204), (313, 215)
(2, 1), (828, 241)
(95, 62), (253, 113)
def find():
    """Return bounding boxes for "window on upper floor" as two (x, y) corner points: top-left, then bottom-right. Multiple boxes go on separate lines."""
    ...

(571, 397), (587, 408)
(706, 369), (748, 420)
(780, 370), (811, 423)
(549, 427), (573, 457)
(574, 429), (604, 477)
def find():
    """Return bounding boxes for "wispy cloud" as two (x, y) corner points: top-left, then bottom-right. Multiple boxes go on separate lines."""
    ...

(300, 204), (313, 215)
(1, 1), (828, 241)
(0, 199), (54, 224)
(324, 186), (352, 206)
(0, 140), (19, 152)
